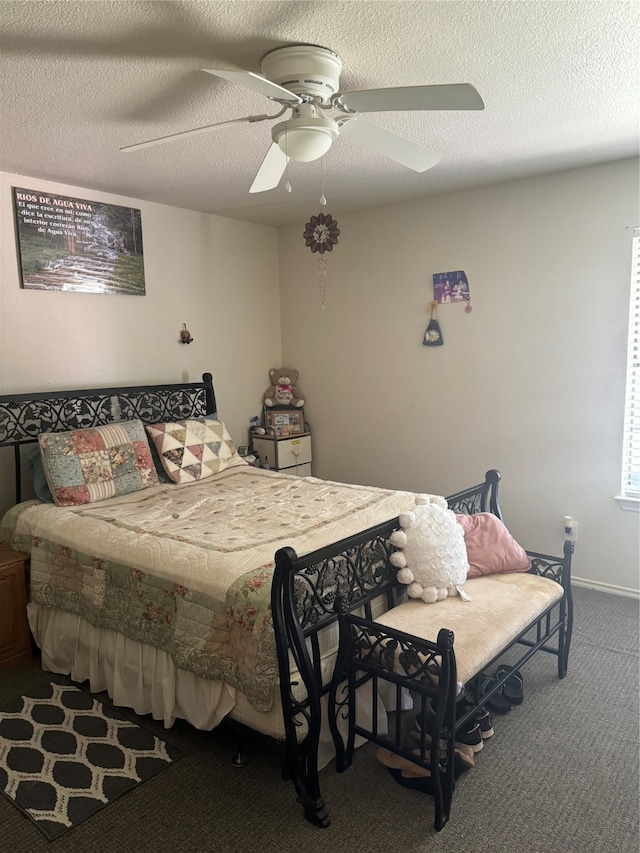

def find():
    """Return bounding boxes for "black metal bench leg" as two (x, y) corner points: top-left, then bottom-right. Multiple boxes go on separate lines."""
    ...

(557, 542), (574, 679)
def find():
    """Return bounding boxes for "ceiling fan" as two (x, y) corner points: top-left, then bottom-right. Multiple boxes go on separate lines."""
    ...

(120, 44), (484, 194)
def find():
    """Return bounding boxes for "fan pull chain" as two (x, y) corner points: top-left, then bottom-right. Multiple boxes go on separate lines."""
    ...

(284, 126), (292, 194)
(319, 158), (326, 206)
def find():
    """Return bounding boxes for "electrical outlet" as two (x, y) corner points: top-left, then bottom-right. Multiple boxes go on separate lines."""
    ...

(563, 516), (578, 542)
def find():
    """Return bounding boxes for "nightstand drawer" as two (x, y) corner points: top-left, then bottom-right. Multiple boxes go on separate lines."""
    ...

(275, 435), (312, 468)
(252, 433), (312, 472)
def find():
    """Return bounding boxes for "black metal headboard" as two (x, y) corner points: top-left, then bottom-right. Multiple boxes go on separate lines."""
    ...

(0, 372), (216, 503)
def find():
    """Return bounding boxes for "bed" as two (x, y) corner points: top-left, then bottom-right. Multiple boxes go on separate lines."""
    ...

(0, 374), (420, 805)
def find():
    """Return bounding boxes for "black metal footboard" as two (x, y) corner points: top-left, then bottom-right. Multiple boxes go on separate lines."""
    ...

(270, 469), (503, 828)
(270, 519), (403, 827)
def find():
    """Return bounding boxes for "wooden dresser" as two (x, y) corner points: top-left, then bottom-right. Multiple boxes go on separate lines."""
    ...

(0, 549), (32, 668)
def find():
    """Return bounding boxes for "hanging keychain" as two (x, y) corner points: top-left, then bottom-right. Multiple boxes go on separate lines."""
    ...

(423, 300), (444, 346)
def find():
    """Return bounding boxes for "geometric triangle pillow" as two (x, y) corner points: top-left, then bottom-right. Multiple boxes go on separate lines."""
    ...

(145, 418), (246, 484)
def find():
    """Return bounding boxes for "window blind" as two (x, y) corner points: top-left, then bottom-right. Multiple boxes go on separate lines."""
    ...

(621, 227), (640, 499)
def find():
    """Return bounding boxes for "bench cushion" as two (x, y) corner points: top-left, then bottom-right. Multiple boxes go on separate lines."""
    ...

(374, 572), (564, 685)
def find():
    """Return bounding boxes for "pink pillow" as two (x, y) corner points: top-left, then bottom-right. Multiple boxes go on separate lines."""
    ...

(455, 513), (530, 578)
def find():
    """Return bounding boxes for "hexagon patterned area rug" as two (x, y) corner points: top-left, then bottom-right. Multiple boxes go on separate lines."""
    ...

(0, 679), (183, 840)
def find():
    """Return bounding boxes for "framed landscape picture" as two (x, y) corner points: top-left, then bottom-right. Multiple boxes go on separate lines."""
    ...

(13, 187), (145, 295)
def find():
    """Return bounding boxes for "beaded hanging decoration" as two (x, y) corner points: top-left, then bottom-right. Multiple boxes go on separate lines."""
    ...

(303, 212), (340, 309)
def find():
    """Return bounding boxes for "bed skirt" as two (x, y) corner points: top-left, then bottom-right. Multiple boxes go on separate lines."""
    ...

(27, 603), (397, 769)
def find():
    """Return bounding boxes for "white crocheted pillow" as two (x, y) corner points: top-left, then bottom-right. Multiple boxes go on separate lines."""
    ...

(390, 495), (469, 603)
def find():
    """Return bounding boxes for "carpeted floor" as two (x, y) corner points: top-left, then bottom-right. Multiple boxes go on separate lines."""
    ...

(0, 585), (638, 852)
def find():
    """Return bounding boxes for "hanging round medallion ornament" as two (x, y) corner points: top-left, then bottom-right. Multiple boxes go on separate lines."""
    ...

(303, 212), (340, 309)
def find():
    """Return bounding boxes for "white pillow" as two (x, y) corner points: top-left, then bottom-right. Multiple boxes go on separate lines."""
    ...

(389, 496), (469, 603)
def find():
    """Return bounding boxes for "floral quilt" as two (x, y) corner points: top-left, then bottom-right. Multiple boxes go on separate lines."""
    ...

(2, 466), (420, 712)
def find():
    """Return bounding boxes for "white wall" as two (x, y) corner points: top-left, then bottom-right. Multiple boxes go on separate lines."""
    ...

(278, 159), (640, 594)
(0, 171), (281, 516)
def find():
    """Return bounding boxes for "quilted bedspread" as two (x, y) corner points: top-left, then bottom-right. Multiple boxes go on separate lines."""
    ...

(2, 465), (420, 712)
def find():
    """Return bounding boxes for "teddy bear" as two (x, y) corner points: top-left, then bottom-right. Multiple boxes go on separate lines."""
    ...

(389, 495), (470, 603)
(264, 368), (305, 408)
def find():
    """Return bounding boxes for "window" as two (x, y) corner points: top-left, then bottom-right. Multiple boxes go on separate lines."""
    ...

(619, 227), (640, 507)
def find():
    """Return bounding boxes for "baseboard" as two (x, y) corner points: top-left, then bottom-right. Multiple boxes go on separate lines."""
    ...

(572, 576), (639, 600)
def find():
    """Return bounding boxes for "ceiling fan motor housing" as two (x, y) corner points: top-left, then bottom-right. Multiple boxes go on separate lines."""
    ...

(272, 104), (339, 162)
(261, 44), (342, 103)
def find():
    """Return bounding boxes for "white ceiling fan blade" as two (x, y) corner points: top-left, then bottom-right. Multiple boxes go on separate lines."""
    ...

(203, 69), (302, 104)
(338, 118), (442, 173)
(336, 83), (484, 113)
(250, 143), (289, 193)
(120, 115), (269, 152)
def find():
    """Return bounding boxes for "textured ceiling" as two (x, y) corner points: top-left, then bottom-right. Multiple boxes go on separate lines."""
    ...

(1, 1), (638, 227)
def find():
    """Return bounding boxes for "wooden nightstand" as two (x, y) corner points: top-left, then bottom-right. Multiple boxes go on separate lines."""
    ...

(0, 549), (32, 668)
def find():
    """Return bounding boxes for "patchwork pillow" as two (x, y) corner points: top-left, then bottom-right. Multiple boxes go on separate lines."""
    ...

(456, 512), (530, 578)
(145, 418), (246, 484)
(39, 419), (158, 507)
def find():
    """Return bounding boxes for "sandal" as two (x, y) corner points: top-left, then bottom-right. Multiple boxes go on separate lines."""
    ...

(480, 676), (512, 715)
(386, 767), (437, 794)
(376, 748), (432, 776)
(376, 746), (474, 781)
(385, 751), (471, 793)
(407, 735), (476, 771)
(495, 665), (524, 705)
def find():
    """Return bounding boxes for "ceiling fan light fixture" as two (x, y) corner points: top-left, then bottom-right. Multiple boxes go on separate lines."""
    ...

(277, 128), (332, 162)
(273, 116), (339, 163)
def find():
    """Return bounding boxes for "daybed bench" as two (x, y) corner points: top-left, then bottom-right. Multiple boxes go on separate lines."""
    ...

(0, 375), (573, 834)
(272, 469), (574, 830)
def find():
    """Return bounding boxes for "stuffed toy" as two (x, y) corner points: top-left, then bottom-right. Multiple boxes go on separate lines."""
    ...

(249, 416), (265, 436)
(264, 368), (305, 408)
(389, 495), (470, 603)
